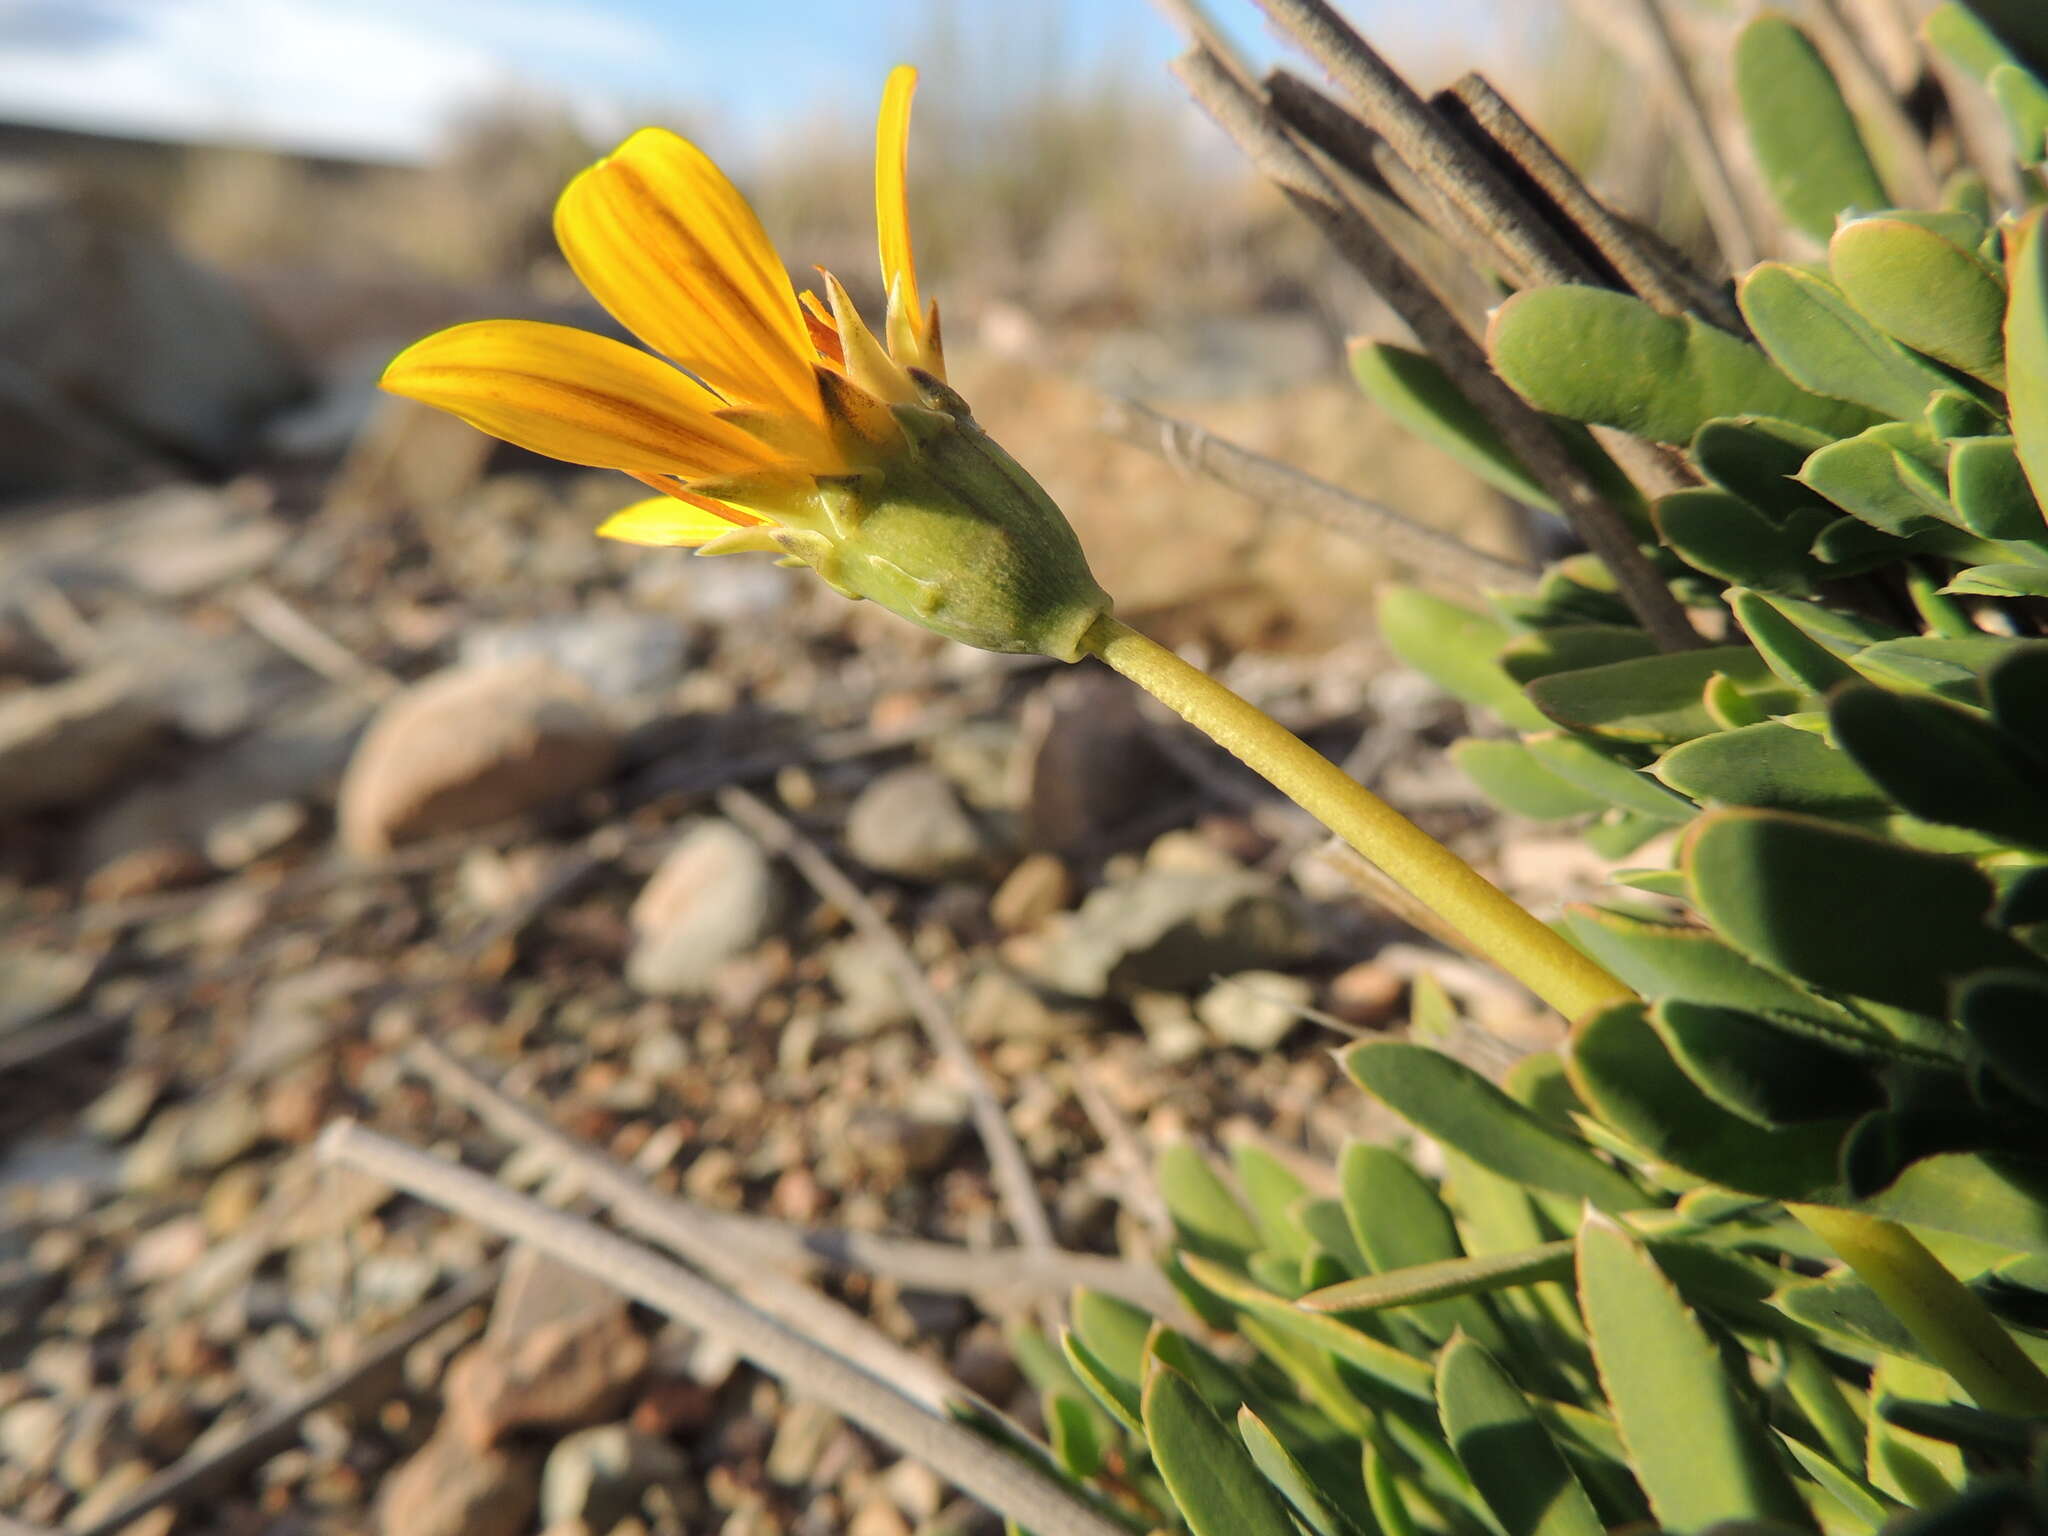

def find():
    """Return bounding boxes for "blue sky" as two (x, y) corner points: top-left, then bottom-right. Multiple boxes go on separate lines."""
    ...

(0, 0), (1531, 164)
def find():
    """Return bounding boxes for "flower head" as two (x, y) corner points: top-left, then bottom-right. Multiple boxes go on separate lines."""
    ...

(381, 67), (1110, 660)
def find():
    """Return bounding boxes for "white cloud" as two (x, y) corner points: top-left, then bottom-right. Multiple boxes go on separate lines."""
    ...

(0, 0), (671, 162)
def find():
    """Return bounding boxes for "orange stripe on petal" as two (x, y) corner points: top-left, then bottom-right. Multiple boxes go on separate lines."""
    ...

(875, 65), (921, 325)
(380, 320), (772, 477)
(556, 128), (819, 423)
(597, 493), (755, 547)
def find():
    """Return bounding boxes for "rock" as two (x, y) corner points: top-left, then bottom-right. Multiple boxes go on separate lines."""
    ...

(926, 720), (1021, 811)
(0, 1394), (65, 1475)
(1131, 991), (1207, 1064)
(1025, 870), (1314, 998)
(445, 1276), (649, 1448)
(823, 936), (912, 1036)
(0, 165), (305, 496)
(989, 852), (1072, 933)
(203, 798), (309, 868)
(957, 967), (1093, 1043)
(121, 1093), (264, 1191)
(338, 659), (618, 857)
(1019, 671), (1190, 855)
(626, 819), (780, 996)
(1327, 960), (1405, 1029)
(844, 1095), (966, 1178)
(25, 1338), (92, 1398)
(0, 947), (93, 1038)
(126, 1215), (209, 1283)
(766, 1401), (843, 1487)
(462, 612), (688, 703)
(844, 766), (988, 881)
(378, 1428), (540, 1536)
(83, 840), (212, 902)
(540, 1423), (690, 1529)
(0, 669), (165, 820)
(1196, 971), (1313, 1051)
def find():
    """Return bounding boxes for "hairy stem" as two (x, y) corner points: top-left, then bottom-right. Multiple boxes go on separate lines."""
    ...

(1082, 614), (1632, 1021)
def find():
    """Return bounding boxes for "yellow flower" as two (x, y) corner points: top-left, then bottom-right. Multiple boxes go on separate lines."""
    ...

(381, 66), (1110, 660)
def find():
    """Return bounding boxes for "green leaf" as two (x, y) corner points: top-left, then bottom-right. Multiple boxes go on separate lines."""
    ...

(1855, 1153), (2048, 1256)
(1523, 733), (1702, 821)
(1450, 739), (1610, 821)
(1562, 906), (1907, 1054)
(1867, 1356), (1965, 1503)
(1379, 586), (1547, 731)
(1741, 264), (1954, 421)
(1684, 808), (2043, 1013)
(1958, 970), (2048, 1110)
(1831, 681), (2048, 846)
(1232, 1140), (1311, 1263)
(1576, 1213), (1816, 1531)
(1437, 1335), (1604, 1536)
(1830, 218), (2009, 389)
(1691, 416), (1838, 521)
(1498, 623), (1659, 683)
(1341, 1143), (1509, 1351)
(1176, 1251), (1438, 1405)
(1301, 1244), (1575, 1315)
(1141, 1364), (1301, 1536)
(1935, 0), (2048, 79)
(1073, 1288), (1158, 1384)
(1652, 720), (1889, 815)
(1362, 1436), (1418, 1536)
(1525, 646), (1801, 745)
(1990, 64), (2048, 165)
(1800, 423), (1969, 537)
(2007, 212), (2048, 516)
(1649, 998), (1885, 1126)
(1487, 286), (1881, 446)
(1348, 341), (1642, 523)
(1779, 1336), (1872, 1473)
(1237, 1407), (1373, 1536)
(1948, 437), (2043, 539)
(1158, 1142), (1261, 1267)
(1849, 635), (2017, 705)
(1944, 563), (2048, 596)
(1727, 589), (1861, 694)
(1653, 488), (1823, 595)
(1061, 1330), (1144, 1434)
(1735, 15), (1888, 241)
(1780, 1437), (1901, 1528)
(1569, 1002), (1846, 1198)
(1343, 1041), (1651, 1212)
(1987, 641), (2048, 740)
(1046, 1388), (1106, 1478)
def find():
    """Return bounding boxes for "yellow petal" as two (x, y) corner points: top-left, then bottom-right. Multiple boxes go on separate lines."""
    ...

(875, 65), (921, 327)
(556, 128), (818, 422)
(597, 492), (756, 547)
(381, 320), (772, 477)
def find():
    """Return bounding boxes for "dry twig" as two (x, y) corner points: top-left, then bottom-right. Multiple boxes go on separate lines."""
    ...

(1170, 47), (1703, 651)
(1097, 395), (1539, 592)
(318, 1121), (1132, 1536)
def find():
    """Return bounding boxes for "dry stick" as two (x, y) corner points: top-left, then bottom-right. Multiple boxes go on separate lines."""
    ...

(1097, 395), (1539, 592)
(228, 582), (401, 700)
(68, 1264), (502, 1536)
(403, 1040), (1179, 1326)
(1264, 70), (1526, 323)
(1248, 0), (1594, 293)
(1586, 0), (1764, 272)
(712, 786), (1056, 1261)
(1440, 73), (1744, 332)
(318, 1122), (1134, 1536)
(1172, 49), (1704, 652)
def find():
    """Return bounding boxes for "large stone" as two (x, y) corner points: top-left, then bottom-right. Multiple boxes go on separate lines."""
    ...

(1025, 870), (1315, 998)
(378, 1428), (539, 1536)
(540, 1423), (690, 1529)
(844, 765), (989, 881)
(626, 819), (780, 996)
(1195, 971), (1314, 1051)
(338, 659), (617, 856)
(0, 165), (305, 497)
(444, 1273), (648, 1449)
(0, 669), (165, 820)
